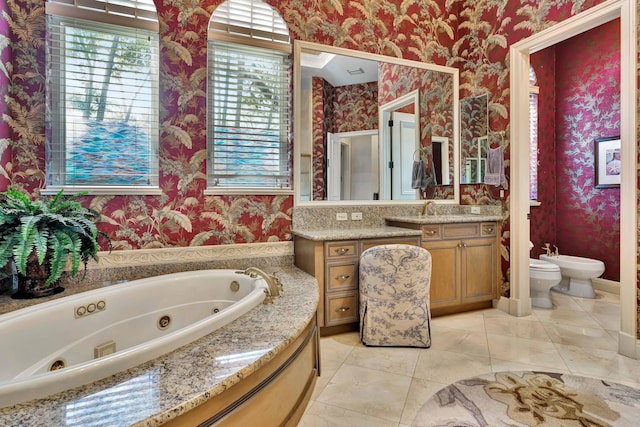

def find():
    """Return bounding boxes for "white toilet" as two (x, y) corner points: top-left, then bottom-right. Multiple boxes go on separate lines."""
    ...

(529, 258), (562, 308)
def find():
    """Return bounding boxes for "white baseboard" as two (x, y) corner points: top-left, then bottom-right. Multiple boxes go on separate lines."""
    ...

(592, 278), (620, 295)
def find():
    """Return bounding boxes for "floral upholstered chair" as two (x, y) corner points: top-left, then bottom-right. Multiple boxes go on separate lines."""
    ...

(359, 244), (432, 347)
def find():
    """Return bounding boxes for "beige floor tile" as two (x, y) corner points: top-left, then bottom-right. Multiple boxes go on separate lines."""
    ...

(400, 377), (448, 426)
(556, 343), (640, 384)
(541, 321), (618, 351)
(487, 333), (568, 370)
(299, 401), (397, 427)
(490, 358), (570, 374)
(316, 363), (412, 423)
(344, 345), (420, 377)
(484, 316), (551, 341)
(413, 348), (492, 384)
(430, 325), (490, 357)
(301, 291), (627, 426)
(532, 306), (603, 329)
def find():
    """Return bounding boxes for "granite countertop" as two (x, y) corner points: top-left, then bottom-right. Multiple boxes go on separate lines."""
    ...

(292, 226), (423, 241)
(0, 266), (319, 427)
(385, 214), (504, 224)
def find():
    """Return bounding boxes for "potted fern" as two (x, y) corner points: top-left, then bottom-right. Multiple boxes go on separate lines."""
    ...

(0, 189), (109, 299)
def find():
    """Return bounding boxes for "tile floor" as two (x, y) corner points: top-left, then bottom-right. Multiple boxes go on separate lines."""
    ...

(299, 290), (640, 427)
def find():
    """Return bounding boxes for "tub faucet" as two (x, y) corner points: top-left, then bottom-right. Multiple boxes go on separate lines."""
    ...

(242, 267), (281, 301)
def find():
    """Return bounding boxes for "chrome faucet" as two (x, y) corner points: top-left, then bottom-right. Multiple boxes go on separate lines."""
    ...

(240, 267), (282, 303)
(421, 201), (435, 217)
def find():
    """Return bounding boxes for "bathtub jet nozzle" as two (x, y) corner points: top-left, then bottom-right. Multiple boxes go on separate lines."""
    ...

(238, 267), (282, 300)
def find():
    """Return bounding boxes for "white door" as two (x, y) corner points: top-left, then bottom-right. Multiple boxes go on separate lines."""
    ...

(391, 111), (419, 200)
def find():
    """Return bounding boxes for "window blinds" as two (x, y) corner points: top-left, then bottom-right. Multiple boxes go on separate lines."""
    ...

(46, 0), (159, 189)
(207, 41), (291, 190)
(209, 0), (290, 44)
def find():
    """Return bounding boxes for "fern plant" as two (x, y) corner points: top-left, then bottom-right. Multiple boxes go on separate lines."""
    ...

(0, 189), (109, 289)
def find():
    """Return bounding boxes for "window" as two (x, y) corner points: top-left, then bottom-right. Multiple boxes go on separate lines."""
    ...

(207, 0), (292, 193)
(45, 0), (160, 194)
(529, 65), (539, 201)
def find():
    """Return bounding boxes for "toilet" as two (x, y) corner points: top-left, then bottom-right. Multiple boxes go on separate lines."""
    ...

(529, 258), (562, 308)
(540, 254), (605, 298)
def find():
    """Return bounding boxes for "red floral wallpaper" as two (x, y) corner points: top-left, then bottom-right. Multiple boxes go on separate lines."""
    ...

(530, 19), (622, 283)
(555, 20), (621, 281)
(1, 0), (635, 301)
(334, 82), (378, 132)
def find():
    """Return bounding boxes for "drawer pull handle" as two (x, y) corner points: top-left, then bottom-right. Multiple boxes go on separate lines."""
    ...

(336, 274), (351, 281)
(485, 227), (494, 232)
(336, 307), (351, 312)
(458, 242), (468, 248)
(425, 230), (437, 235)
(334, 248), (349, 255)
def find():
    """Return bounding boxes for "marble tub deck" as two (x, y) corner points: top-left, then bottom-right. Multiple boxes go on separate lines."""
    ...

(0, 266), (319, 427)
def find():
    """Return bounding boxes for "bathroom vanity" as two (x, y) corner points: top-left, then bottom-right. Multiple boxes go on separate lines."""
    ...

(293, 210), (503, 334)
(294, 228), (421, 334)
(387, 217), (502, 317)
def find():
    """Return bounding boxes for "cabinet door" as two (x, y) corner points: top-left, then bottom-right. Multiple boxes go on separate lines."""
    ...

(460, 237), (497, 303)
(422, 240), (460, 308)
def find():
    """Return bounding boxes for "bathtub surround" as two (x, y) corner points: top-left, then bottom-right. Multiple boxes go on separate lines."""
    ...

(0, 269), (271, 407)
(0, 266), (319, 426)
(0, 242), (293, 315)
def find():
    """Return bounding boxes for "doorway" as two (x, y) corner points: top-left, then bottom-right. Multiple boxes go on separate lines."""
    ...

(508, 0), (637, 358)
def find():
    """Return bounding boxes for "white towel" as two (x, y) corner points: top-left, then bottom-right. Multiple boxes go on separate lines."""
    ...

(411, 160), (425, 189)
(484, 147), (506, 186)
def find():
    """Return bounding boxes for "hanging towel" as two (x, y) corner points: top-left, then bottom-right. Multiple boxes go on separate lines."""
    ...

(411, 160), (425, 189)
(484, 146), (506, 186)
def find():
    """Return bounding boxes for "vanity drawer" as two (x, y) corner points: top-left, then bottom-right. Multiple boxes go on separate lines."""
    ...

(481, 222), (498, 236)
(325, 241), (358, 259)
(442, 223), (480, 239)
(325, 292), (358, 326)
(326, 262), (358, 291)
(360, 236), (420, 252)
(421, 225), (441, 240)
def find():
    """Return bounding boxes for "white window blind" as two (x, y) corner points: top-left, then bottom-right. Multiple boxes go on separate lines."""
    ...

(529, 65), (539, 201)
(209, 0), (290, 44)
(45, 0), (159, 192)
(207, 0), (292, 192)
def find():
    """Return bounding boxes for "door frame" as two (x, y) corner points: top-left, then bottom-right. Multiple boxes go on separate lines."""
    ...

(508, 0), (637, 358)
(380, 90), (420, 199)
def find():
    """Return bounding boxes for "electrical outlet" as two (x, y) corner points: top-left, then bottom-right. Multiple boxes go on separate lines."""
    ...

(500, 189), (505, 199)
(470, 206), (481, 215)
(336, 212), (348, 221)
(351, 212), (363, 220)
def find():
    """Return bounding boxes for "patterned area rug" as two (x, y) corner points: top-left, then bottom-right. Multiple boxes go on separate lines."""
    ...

(413, 371), (640, 427)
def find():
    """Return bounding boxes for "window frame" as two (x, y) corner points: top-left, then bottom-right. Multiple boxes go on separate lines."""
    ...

(205, 0), (292, 196)
(43, 1), (161, 196)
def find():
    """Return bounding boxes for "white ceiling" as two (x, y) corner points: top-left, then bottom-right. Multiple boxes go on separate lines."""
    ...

(300, 52), (379, 87)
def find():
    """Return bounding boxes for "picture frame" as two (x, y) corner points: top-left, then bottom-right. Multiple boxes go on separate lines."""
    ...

(594, 136), (621, 188)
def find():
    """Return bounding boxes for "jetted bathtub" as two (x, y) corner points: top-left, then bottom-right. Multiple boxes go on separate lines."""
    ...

(0, 269), (269, 408)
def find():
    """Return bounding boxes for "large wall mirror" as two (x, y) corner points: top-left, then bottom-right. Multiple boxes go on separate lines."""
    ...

(293, 41), (460, 206)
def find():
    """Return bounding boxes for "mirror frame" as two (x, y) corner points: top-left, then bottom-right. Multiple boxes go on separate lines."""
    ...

(293, 40), (460, 207)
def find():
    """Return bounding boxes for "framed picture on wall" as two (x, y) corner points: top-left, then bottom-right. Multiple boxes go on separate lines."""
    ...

(594, 136), (621, 188)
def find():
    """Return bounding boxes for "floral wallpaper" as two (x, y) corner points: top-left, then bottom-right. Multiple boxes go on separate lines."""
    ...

(334, 82), (378, 132)
(555, 20), (621, 281)
(1, 0), (637, 314)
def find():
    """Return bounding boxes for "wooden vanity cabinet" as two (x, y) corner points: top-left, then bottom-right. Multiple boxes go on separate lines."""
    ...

(294, 235), (420, 334)
(421, 222), (500, 316)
